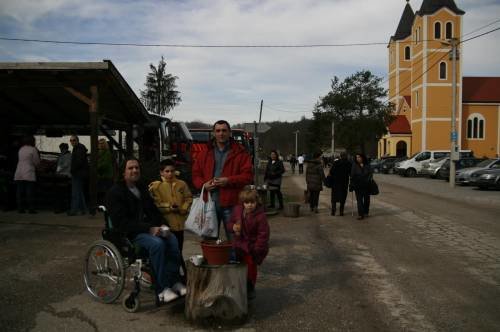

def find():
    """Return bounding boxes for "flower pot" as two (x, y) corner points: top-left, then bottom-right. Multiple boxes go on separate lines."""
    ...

(200, 241), (233, 265)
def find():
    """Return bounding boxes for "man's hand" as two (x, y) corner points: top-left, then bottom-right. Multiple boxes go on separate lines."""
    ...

(214, 177), (229, 187)
(204, 179), (217, 191)
(149, 226), (161, 236)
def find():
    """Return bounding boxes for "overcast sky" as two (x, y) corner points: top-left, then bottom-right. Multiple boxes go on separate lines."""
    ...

(0, 0), (499, 124)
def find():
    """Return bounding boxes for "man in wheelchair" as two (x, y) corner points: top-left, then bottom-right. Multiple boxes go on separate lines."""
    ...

(105, 157), (186, 303)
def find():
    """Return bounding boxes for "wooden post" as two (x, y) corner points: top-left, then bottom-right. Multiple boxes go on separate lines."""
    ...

(185, 261), (248, 323)
(89, 85), (98, 214)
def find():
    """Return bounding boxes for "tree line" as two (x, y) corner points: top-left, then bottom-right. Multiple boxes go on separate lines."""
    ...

(140, 56), (395, 158)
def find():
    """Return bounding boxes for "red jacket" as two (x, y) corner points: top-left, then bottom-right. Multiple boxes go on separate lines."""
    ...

(227, 204), (270, 265)
(192, 140), (253, 208)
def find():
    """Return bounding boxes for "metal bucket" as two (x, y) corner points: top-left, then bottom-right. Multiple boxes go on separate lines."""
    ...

(283, 203), (301, 218)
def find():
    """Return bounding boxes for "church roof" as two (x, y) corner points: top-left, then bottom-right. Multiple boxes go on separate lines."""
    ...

(388, 115), (412, 134)
(391, 2), (415, 41)
(463, 77), (500, 103)
(403, 95), (412, 106)
(416, 0), (465, 16)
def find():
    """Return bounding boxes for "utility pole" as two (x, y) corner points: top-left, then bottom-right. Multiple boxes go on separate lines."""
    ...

(254, 100), (264, 186)
(331, 119), (335, 156)
(449, 38), (459, 188)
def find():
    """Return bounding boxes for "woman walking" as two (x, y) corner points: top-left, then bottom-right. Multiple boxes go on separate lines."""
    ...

(350, 153), (372, 220)
(306, 152), (325, 213)
(264, 150), (285, 210)
(328, 152), (351, 216)
(14, 135), (40, 214)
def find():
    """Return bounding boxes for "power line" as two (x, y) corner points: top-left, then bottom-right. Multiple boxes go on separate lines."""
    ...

(460, 26), (500, 44)
(0, 37), (390, 48)
(461, 18), (500, 38)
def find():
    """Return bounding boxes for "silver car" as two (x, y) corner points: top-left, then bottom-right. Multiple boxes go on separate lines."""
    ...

(420, 157), (448, 178)
(456, 158), (500, 185)
(471, 168), (500, 189)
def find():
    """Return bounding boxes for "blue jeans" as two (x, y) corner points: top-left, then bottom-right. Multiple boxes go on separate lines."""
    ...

(216, 205), (233, 240)
(70, 176), (87, 213)
(133, 233), (181, 291)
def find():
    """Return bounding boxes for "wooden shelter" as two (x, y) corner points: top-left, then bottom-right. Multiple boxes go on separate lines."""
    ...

(0, 60), (152, 212)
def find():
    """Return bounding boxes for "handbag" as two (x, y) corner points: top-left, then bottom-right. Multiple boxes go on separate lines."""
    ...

(185, 185), (218, 237)
(324, 175), (333, 188)
(369, 179), (379, 195)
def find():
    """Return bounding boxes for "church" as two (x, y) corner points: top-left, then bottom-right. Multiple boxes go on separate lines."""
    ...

(379, 0), (500, 159)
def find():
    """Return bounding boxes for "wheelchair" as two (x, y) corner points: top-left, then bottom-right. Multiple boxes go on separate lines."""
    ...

(83, 206), (160, 312)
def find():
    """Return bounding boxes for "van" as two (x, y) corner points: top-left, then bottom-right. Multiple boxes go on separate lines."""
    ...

(395, 150), (472, 177)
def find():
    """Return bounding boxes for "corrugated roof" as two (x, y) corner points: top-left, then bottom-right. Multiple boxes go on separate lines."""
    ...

(392, 2), (415, 41)
(463, 77), (500, 103)
(388, 115), (412, 134)
(416, 0), (465, 16)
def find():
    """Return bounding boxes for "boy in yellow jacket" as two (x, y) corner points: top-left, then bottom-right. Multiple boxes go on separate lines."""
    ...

(149, 159), (193, 277)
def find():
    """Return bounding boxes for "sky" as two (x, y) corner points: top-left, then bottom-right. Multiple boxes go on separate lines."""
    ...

(0, 0), (499, 125)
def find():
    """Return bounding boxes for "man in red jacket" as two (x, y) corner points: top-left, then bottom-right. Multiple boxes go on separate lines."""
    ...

(192, 120), (253, 239)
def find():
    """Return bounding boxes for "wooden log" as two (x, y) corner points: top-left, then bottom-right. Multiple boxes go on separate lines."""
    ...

(185, 261), (247, 322)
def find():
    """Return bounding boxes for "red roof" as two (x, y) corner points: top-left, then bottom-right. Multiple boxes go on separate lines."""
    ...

(388, 115), (411, 134)
(403, 95), (411, 106)
(463, 77), (500, 103)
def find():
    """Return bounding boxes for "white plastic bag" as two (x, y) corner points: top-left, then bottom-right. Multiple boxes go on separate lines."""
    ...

(185, 185), (218, 237)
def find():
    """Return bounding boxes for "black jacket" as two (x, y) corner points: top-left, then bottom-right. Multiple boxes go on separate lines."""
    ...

(306, 159), (325, 191)
(71, 143), (89, 178)
(329, 158), (352, 199)
(350, 163), (372, 192)
(105, 181), (164, 240)
(264, 159), (285, 186)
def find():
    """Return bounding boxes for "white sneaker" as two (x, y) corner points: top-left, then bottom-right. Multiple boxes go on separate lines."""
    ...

(158, 288), (179, 303)
(171, 282), (187, 297)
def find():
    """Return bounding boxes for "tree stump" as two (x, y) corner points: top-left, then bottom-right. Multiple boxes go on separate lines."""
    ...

(185, 261), (247, 323)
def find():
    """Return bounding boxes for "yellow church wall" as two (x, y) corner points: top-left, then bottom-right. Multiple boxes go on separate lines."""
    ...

(426, 88), (454, 118)
(377, 135), (412, 158)
(462, 104), (500, 158)
(412, 121), (422, 154)
(399, 71), (412, 96)
(426, 121), (454, 150)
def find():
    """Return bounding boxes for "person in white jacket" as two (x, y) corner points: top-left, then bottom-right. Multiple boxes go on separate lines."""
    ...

(14, 135), (40, 213)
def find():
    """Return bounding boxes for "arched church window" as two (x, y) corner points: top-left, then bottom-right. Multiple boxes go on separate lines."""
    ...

(439, 62), (447, 80)
(467, 114), (485, 139)
(446, 22), (453, 39)
(404, 46), (411, 60)
(434, 22), (441, 39)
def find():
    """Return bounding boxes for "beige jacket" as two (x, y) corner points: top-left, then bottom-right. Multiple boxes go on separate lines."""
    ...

(149, 177), (193, 231)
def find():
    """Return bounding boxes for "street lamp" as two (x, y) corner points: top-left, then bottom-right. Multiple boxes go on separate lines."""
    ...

(293, 130), (300, 158)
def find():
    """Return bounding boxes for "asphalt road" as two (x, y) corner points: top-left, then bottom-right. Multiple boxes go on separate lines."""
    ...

(0, 173), (499, 331)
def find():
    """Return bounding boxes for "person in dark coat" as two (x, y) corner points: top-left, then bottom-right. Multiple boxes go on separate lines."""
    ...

(68, 135), (89, 215)
(329, 152), (351, 216)
(350, 153), (372, 220)
(106, 158), (186, 303)
(264, 150), (285, 210)
(227, 188), (270, 300)
(305, 152), (325, 213)
(289, 155), (297, 174)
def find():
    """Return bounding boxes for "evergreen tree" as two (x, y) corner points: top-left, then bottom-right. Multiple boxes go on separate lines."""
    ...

(140, 56), (181, 116)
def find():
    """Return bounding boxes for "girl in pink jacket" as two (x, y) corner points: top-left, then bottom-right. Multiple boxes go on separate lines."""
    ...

(227, 188), (270, 299)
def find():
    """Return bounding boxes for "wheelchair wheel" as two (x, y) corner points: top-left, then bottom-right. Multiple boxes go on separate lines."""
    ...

(83, 240), (125, 304)
(122, 292), (140, 313)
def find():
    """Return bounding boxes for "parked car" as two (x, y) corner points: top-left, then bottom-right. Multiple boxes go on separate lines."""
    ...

(437, 158), (483, 180)
(420, 157), (448, 178)
(455, 158), (500, 185)
(396, 150), (473, 177)
(380, 156), (407, 174)
(471, 168), (500, 190)
(370, 159), (383, 173)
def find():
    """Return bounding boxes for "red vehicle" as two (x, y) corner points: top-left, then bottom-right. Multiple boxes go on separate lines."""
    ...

(189, 128), (254, 164)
